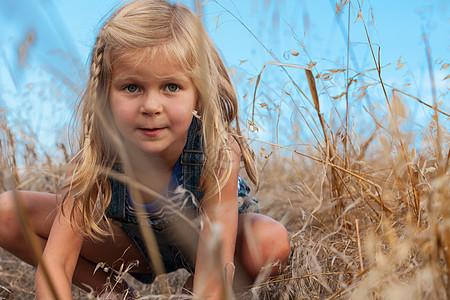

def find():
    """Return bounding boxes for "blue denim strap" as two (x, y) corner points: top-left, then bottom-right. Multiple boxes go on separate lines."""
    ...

(105, 163), (133, 222)
(181, 118), (205, 203)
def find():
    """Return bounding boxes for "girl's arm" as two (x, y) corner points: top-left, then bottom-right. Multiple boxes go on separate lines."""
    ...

(193, 137), (241, 299)
(35, 195), (84, 300)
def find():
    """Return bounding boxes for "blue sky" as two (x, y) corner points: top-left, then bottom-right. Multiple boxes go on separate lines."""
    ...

(0, 0), (449, 151)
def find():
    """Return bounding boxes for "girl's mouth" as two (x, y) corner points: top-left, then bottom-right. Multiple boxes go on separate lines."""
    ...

(139, 128), (164, 137)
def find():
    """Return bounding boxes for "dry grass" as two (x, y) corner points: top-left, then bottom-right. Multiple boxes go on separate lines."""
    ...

(1, 0), (449, 299)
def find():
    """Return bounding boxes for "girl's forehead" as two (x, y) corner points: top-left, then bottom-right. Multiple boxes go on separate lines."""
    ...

(110, 47), (194, 83)
(113, 47), (184, 71)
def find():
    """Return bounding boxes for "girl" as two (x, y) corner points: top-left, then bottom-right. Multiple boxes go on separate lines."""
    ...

(0, 0), (290, 299)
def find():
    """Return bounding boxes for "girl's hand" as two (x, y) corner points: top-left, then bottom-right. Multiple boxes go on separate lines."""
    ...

(193, 136), (241, 299)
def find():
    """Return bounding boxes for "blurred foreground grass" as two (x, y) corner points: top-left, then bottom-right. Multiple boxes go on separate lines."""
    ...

(1, 0), (449, 299)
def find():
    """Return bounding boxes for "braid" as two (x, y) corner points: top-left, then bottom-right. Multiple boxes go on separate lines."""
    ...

(89, 40), (105, 103)
(83, 37), (105, 157)
(90, 38), (105, 114)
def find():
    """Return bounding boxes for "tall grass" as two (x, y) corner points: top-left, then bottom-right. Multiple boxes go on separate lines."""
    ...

(1, 0), (449, 299)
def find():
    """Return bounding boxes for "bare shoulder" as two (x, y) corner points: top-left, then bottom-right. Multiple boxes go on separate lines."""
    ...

(227, 133), (241, 160)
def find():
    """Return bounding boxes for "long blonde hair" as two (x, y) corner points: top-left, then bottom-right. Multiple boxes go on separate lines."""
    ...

(64, 0), (258, 238)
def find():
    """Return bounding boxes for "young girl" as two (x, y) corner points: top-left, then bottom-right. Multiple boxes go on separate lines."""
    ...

(0, 0), (290, 299)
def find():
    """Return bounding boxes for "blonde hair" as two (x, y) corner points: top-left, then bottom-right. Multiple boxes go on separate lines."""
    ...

(64, 0), (258, 238)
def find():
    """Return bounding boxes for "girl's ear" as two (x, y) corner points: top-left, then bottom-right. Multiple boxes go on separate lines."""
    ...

(195, 95), (201, 112)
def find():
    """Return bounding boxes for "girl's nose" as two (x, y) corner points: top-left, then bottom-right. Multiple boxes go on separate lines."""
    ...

(140, 92), (163, 115)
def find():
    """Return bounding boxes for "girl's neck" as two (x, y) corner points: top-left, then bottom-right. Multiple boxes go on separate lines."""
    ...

(123, 139), (182, 171)
(121, 147), (181, 204)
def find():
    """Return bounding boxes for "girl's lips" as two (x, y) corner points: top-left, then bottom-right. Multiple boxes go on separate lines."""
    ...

(139, 128), (164, 137)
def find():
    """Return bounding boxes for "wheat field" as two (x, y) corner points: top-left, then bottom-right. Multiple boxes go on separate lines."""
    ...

(1, 0), (449, 299)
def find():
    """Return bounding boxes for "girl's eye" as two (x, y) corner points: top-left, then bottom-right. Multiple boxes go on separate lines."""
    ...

(165, 84), (179, 92)
(124, 85), (139, 93)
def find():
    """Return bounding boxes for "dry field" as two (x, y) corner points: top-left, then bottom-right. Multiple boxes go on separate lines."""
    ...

(1, 1), (449, 299)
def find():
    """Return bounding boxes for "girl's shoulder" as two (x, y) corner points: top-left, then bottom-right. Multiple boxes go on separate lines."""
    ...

(228, 134), (241, 158)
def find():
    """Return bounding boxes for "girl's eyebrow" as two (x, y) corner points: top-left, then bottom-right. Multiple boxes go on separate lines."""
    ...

(111, 75), (146, 82)
(112, 73), (191, 83)
(156, 74), (191, 82)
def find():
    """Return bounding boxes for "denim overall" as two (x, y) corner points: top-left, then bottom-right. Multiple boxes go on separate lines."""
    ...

(105, 118), (259, 283)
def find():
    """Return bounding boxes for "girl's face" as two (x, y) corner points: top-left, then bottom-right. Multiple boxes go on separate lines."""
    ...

(109, 48), (197, 163)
